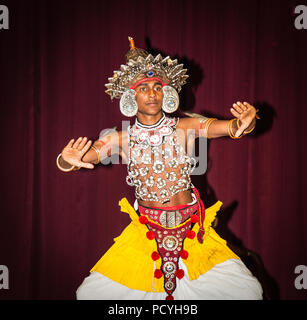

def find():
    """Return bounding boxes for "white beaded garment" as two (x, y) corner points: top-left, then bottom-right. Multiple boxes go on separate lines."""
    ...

(126, 113), (196, 204)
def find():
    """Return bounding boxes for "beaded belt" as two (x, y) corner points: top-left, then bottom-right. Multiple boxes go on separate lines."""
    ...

(138, 202), (199, 228)
(138, 188), (206, 300)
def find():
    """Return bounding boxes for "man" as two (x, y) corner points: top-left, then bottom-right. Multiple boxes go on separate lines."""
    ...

(57, 37), (262, 300)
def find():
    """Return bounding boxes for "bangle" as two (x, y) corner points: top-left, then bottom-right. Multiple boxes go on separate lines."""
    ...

(228, 119), (235, 138)
(56, 153), (76, 172)
(91, 145), (100, 165)
(228, 119), (241, 139)
(200, 118), (217, 139)
(243, 109), (259, 133)
(236, 118), (241, 130)
(230, 108), (259, 139)
(237, 115), (257, 135)
(243, 123), (256, 134)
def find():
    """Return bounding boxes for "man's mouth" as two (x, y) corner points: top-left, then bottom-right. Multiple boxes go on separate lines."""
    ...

(146, 101), (158, 105)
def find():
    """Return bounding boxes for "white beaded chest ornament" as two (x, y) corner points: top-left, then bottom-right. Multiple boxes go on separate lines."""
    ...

(126, 114), (196, 204)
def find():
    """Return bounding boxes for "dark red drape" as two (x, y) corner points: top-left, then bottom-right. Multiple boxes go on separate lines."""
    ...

(0, 0), (306, 300)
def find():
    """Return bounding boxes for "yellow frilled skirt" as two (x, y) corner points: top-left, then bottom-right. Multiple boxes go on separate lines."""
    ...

(90, 198), (239, 293)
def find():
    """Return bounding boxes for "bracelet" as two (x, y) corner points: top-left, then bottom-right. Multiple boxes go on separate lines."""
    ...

(91, 145), (100, 165)
(236, 118), (241, 131)
(243, 109), (259, 133)
(200, 118), (217, 139)
(230, 119), (256, 138)
(238, 113), (258, 135)
(56, 153), (76, 172)
(230, 108), (259, 139)
(228, 119), (242, 139)
(243, 123), (256, 134)
(228, 119), (235, 139)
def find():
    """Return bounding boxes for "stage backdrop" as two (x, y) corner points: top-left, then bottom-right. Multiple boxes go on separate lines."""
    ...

(0, 0), (306, 300)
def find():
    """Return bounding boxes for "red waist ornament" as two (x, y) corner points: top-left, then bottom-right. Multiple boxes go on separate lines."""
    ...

(139, 187), (206, 299)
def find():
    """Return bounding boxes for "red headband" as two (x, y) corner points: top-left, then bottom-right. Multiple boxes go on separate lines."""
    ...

(129, 77), (167, 90)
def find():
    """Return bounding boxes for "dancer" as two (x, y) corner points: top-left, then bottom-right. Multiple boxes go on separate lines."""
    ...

(57, 37), (262, 300)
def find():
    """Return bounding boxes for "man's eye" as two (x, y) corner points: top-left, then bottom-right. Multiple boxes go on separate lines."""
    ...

(155, 87), (162, 91)
(140, 87), (147, 92)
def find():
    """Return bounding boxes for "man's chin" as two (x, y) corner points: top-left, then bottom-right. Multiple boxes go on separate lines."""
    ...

(137, 108), (162, 116)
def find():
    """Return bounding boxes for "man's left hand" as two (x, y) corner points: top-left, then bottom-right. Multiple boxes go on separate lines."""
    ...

(230, 101), (257, 137)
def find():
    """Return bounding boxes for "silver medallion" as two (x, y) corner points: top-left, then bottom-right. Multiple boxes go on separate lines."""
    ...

(162, 235), (179, 251)
(162, 86), (179, 114)
(120, 89), (138, 117)
(163, 261), (176, 274)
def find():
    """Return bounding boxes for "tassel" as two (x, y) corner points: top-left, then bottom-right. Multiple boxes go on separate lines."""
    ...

(192, 187), (206, 244)
(197, 228), (205, 244)
(176, 269), (185, 279)
(146, 230), (155, 240)
(154, 269), (163, 279)
(179, 249), (189, 259)
(151, 251), (160, 261)
(186, 230), (195, 239)
(190, 214), (198, 223)
(139, 215), (148, 224)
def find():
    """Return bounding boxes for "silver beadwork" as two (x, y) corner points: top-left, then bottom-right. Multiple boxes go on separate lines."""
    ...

(139, 167), (149, 176)
(156, 177), (166, 189)
(166, 171), (177, 182)
(126, 115), (194, 203)
(152, 160), (165, 174)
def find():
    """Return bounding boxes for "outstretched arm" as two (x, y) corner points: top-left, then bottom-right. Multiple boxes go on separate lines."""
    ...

(207, 101), (257, 138)
(56, 128), (122, 172)
(182, 101), (258, 139)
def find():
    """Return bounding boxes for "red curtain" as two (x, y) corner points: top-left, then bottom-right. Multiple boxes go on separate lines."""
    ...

(0, 0), (306, 299)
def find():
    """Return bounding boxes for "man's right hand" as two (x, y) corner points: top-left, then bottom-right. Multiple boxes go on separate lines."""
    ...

(61, 137), (94, 169)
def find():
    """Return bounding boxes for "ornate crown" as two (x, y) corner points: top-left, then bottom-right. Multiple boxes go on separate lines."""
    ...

(105, 37), (189, 99)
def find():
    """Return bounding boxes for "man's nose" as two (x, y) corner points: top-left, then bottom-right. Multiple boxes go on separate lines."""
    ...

(148, 88), (156, 97)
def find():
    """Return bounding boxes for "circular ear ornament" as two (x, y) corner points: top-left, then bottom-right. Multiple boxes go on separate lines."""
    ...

(120, 89), (138, 117)
(162, 86), (179, 113)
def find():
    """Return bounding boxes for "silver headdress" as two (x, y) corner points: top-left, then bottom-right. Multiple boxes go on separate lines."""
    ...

(105, 37), (189, 100)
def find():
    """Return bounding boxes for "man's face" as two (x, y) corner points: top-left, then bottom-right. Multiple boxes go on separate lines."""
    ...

(135, 80), (163, 116)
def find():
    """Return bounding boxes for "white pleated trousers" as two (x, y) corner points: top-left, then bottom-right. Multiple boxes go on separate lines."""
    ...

(76, 258), (263, 300)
